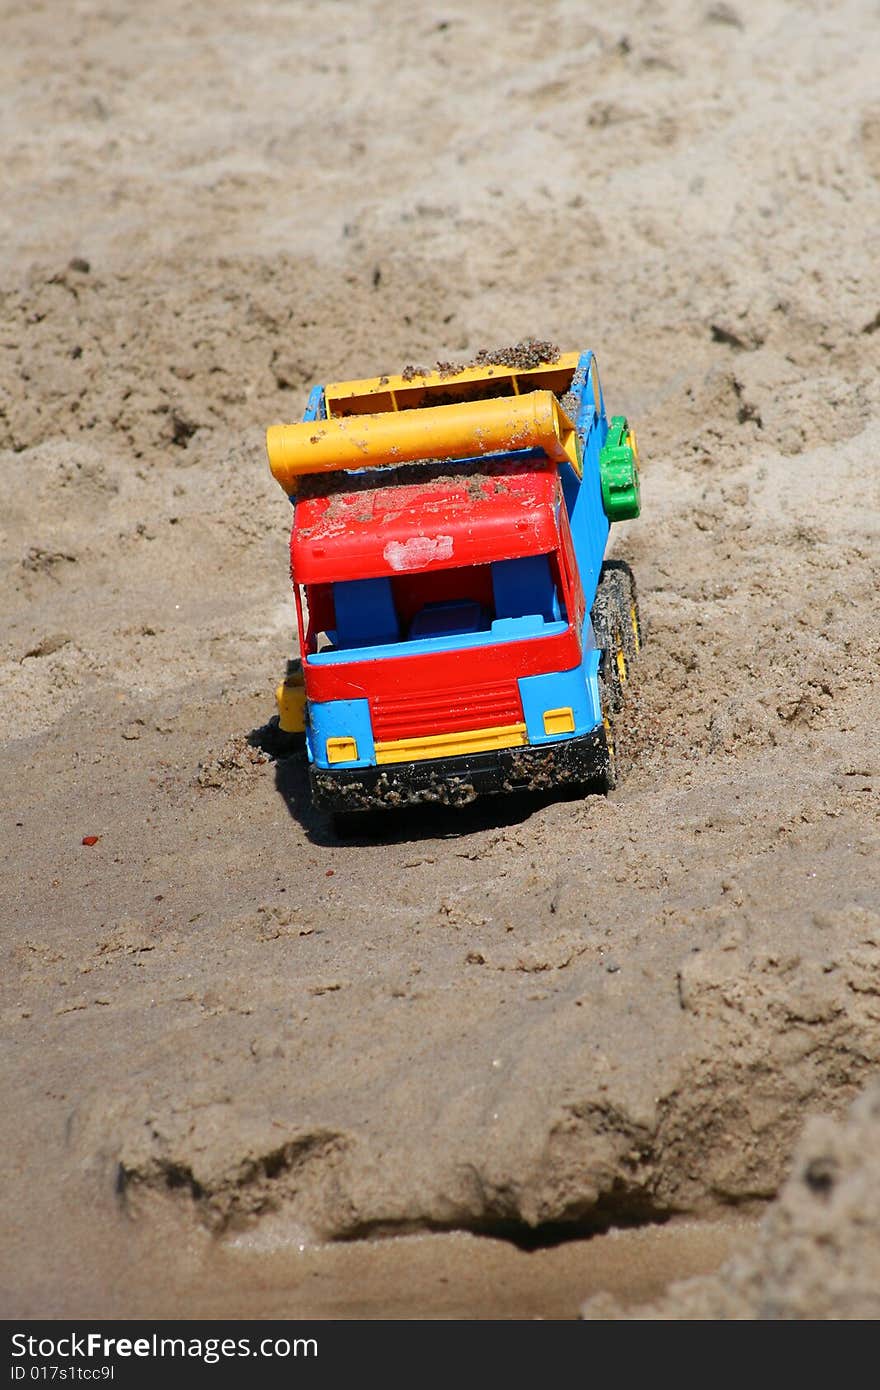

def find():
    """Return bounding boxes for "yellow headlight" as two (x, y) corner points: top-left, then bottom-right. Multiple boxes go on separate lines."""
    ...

(542, 707), (575, 735)
(326, 736), (358, 764)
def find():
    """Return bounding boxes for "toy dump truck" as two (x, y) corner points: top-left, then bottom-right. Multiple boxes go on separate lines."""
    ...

(265, 348), (642, 818)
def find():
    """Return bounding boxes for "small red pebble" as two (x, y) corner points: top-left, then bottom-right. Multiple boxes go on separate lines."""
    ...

(325, 868), (335, 877)
(82, 835), (101, 846)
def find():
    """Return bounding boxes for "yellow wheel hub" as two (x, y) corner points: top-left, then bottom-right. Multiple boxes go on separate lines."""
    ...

(603, 716), (615, 762)
(615, 639), (628, 684)
(630, 603), (641, 654)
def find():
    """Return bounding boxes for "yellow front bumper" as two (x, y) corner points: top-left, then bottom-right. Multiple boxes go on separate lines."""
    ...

(373, 722), (528, 766)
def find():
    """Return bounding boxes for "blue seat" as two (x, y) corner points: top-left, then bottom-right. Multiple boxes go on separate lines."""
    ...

(409, 600), (487, 639)
(332, 578), (400, 648)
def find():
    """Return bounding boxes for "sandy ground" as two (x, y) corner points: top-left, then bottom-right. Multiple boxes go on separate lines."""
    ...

(2, 0), (879, 1318)
(584, 1080), (880, 1319)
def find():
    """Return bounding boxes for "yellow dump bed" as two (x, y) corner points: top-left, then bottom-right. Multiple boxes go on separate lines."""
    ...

(323, 352), (580, 417)
(266, 352), (582, 494)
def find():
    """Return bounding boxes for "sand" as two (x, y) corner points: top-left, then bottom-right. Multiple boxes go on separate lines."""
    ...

(584, 1082), (880, 1319)
(2, 0), (879, 1318)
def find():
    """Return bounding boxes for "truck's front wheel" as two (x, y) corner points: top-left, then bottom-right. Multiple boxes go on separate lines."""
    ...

(592, 563), (635, 713)
(592, 561), (641, 792)
(599, 716), (618, 793)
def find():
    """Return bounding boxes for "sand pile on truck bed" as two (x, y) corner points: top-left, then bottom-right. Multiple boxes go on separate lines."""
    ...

(2, 0), (880, 1317)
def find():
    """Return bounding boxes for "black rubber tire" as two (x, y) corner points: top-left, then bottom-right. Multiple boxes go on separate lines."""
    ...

(591, 568), (625, 713)
(591, 560), (643, 714)
(606, 559), (642, 661)
(598, 718), (618, 794)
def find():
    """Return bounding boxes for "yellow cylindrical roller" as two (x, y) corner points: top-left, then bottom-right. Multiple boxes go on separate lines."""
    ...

(266, 390), (580, 493)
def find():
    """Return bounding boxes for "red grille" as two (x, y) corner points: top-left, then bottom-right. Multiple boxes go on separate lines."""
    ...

(371, 680), (523, 742)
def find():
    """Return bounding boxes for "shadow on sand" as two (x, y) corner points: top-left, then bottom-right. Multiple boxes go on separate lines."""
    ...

(249, 718), (598, 848)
